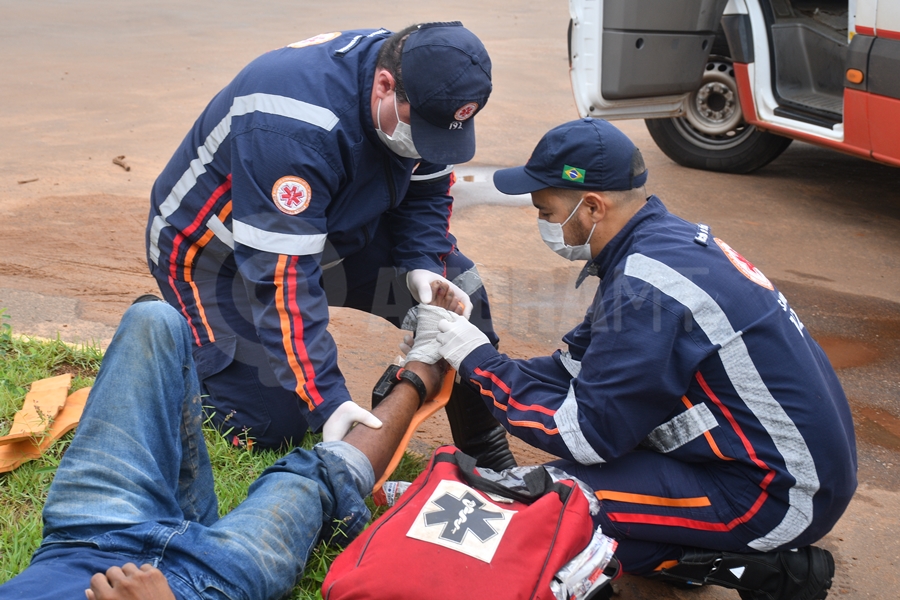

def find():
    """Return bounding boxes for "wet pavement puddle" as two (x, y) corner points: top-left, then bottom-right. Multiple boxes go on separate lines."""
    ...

(852, 405), (900, 452)
(817, 336), (882, 369)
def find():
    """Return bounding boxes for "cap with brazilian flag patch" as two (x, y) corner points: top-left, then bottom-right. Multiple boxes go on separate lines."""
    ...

(493, 118), (647, 195)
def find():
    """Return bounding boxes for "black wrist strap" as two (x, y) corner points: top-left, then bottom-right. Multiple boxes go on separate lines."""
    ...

(396, 368), (427, 407)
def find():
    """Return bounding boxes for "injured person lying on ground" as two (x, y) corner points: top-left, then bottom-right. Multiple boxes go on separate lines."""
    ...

(0, 294), (449, 600)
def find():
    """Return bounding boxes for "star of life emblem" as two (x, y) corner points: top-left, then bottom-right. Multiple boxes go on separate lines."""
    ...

(454, 102), (479, 121)
(407, 479), (516, 563)
(272, 176), (311, 215)
(288, 32), (341, 48)
(715, 238), (773, 290)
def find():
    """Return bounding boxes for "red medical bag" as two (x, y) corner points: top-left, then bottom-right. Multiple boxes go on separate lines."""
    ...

(323, 445), (595, 600)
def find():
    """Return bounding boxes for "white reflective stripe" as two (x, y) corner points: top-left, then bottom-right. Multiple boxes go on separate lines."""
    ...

(230, 93), (339, 131)
(451, 268), (483, 296)
(554, 382), (605, 465)
(232, 219), (327, 255)
(149, 93), (339, 259)
(148, 215), (166, 265)
(409, 165), (455, 181)
(207, 215), (234, 249)
(624, 253), (819, 550)
(644, 403), (718, 453)
(559, 351), (582, 378)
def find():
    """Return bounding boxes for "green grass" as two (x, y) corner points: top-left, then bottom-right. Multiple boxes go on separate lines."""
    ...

(0, 312), (427, 597)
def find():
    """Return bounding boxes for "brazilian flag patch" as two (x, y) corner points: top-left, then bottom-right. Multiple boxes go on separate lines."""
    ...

(562, 165), (585, 183)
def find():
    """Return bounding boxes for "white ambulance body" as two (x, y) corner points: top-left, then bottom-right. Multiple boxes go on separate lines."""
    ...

(568, 0), (900, 172)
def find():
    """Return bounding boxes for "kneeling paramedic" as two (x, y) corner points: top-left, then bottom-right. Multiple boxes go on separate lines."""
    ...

(145, 22), (514, 470)
(412, 118), (857, 600)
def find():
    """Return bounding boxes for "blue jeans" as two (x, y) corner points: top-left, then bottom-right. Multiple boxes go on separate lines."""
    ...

(27, 302), (373, 600)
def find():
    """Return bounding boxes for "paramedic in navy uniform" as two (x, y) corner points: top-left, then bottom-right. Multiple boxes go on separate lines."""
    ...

(421, 118), (857, 600)
(145, 22), (515, 468)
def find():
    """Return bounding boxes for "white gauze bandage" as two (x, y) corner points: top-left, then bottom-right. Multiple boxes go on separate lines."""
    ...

(405, 304), (458, 365)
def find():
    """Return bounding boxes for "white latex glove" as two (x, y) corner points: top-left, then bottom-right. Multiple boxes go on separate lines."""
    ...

(436, 316), (491, 370)
(406, 269), (473, 319)
(322, 401), (383, 442)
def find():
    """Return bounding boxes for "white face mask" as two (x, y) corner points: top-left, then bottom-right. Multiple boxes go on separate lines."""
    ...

(537, 198), (596, 261)
(376, 92), (421, 159)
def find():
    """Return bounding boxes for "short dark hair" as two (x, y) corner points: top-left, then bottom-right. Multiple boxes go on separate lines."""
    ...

(375, 24), (421, 103)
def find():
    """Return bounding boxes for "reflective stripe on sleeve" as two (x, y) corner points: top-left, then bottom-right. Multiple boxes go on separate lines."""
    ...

(623, 253), (820, 551)
(643, 403), (718, 453)
(207, 214), (234, 249)
(559, 351), (582, 378)
(554, 382), (605, 465)
(451, 267), (484, 296)
(149, 93), (339, 264)
(409, 165), (455, 181)
(233, 220), (327, 256)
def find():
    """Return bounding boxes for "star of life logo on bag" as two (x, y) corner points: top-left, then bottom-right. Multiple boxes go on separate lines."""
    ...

(407, 479), (517, 563)
(272, 176), (311, 215)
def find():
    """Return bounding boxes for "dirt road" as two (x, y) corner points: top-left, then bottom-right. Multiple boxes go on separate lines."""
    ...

(2, 1), (899, 597)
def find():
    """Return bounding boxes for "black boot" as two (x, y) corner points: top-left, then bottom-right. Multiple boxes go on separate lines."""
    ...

(444, 380), (517, 472)
(648, 546), (834, 600)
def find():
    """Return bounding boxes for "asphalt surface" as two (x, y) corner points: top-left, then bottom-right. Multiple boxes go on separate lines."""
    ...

(1, 1), (899, 597)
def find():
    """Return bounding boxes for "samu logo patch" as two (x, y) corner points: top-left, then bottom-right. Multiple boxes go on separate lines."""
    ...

(272, 176), (311, 215)
(406, 479), (516, 563)
(715, 238), (773, 290)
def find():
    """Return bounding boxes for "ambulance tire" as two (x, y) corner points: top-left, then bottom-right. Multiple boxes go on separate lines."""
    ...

(644, 59), (792, 173)
(645, 116), (792, 174)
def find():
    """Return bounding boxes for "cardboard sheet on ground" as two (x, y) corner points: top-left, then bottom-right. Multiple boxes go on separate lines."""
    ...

(0, 374), (88, 472)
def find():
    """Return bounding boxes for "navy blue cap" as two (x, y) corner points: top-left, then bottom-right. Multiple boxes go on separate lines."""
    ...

(493, 118), (648, 195)
(402, 22), (492, 164)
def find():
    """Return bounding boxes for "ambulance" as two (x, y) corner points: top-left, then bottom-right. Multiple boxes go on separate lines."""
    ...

(568, 0), (900, 172)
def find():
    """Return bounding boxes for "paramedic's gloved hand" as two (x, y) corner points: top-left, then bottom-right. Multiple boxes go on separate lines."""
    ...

(407, 269), (472, 318)
(437, 316), (491, 371)
(322, 401), (383, 442)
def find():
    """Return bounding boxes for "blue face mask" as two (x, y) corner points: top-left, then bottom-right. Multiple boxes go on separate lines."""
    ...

(537, 198), (596, 261)
(376, 92), (421, 159)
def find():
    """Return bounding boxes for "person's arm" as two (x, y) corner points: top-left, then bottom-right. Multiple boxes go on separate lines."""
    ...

(434, 281), (707, 464)
(343, 359), (444, 480)
(387, 161), (456, 273)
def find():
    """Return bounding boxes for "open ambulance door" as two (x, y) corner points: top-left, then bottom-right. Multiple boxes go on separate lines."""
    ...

(568, 0), (730, 119)
(569, 0), (793, 172)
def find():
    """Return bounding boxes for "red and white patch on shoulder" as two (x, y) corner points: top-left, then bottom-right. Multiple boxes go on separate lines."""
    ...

(287, 32), (341, 49)
(454, 102), (479, 121)
(714, 238), (773, 290)
(272, 176), (312, 215)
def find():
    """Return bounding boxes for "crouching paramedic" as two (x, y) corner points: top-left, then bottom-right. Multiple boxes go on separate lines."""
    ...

(145, 22), (514, 469)
(414, 118), (857, 600)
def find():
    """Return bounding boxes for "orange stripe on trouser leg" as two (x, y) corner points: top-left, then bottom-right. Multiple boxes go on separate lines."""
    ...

(595, 490), (711, 508)
(284, 256), (325, 406)
(274, 255), (314, 411)
(167, 275), (202, 346)
(188, 280), (215, 343)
